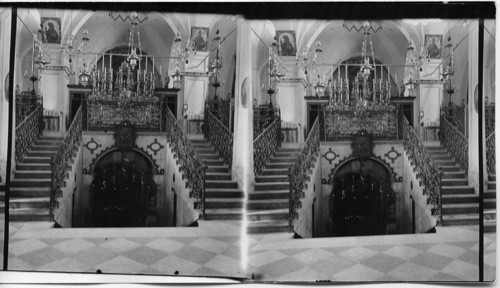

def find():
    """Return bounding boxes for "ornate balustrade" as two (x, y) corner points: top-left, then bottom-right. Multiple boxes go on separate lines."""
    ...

(166, 107), (207, 217)
(204, 110), (233, 167)
(254, 104), (279, 139)
(440, 100), (467, 137)
(288, 115), (320, 230)
(15, 91), (41, 126)
(322, 103), (402, 141)
(82, 95), (168, 132)
(486, 132), (495, 175)
(402, 116), (442, 218)
(205, 97), (232, 129)
(15, 106), (44, 164)
(485, 101), (495, 137)
(253, 115), (282, 175)
(49, 106), (82, 220)
(440, 115), (469, 173)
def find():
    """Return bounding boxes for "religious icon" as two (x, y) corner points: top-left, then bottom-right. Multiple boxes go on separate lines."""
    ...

(276, 30), (297, 56)
(424, 34), (443, 59)
(41, 17), (61, 44)
(190, 27), (209, 51)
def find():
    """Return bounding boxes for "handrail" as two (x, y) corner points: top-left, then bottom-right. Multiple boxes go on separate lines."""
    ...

(166, 107), (207, 218)
(402, 116), (442, 222)
(204, 109), (233, 167)
(486, 131), (495, 175)
(253, 115), (282, 175)
(440, 115), (469, 173)
(15, 106), (43, 164)
(49, 106), (82, 221)
(288, 115), (320, 232)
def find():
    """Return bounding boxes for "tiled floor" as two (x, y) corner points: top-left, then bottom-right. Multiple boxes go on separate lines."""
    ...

(0, 219), (496, 283)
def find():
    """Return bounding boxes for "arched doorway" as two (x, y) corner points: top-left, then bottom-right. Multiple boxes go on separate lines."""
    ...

(330, 159), (395, 237)
(90, 149), (156, 227)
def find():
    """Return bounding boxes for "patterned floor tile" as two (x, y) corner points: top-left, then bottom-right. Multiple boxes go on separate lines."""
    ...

(338, 246), (378, 262)
(8, 257), (33, 271)
(169, 237), (198, 245)
(53, 238), (96, 254)
(440, 259), (478, 281)
(332, 263), (385, 281)
(173, 245), (218, 266)
(375, 274), (401, 282)
(409, 251), (454, 271)
(19, 247), (67, 268)
(123, 245), (168, 266)
(38, 238), (72, 246)
(388, 262), (438, 281)
(126, 237), (158, 244)
(192, 266), (227, 277)
(145, 238), (186, 254)
(360, 253), (406, 273)
(99, 238), (141, 253)
(220, 244), (242, 260)
(457, 249), (480, 265)
(279, 248), (307, 256)
(427, 272), (463, 282)
(190, 237), (231, 254)
(36, 257), (90, 272)
(258, 257), (304, 280)
(308, 255), (356, 277)
(84, 237), (110, 245)
(138, 267), (164, 275)
(292, 248), (333, 265)
(323, 246), (351, 254)
(211, 236), (240, 244)
(71, 246), (119, 267)
(404, 242), (438, 251)
(363, 244), (397, 252)
(9, 239), (48, 256)
(151, 255), (202, 275)
(484, 252), (496, 268)
(248, 250), (287, 268)
(427, 243), (467, 259)
(203, 254), (245, 277)
(448, 241), (478, 250)
(96, 255), (147, 274)
(275, 267), (325, 282)
(383, 245), (422, 261)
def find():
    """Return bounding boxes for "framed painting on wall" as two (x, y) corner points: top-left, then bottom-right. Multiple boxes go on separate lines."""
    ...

(424, 34), (442, 59)
(190, 27), (209, 51)
(276, 30), (297, 56)
(41, 17), (61, 44)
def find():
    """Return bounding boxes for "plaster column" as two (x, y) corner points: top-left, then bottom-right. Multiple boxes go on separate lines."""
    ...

(40, 44), (69, 131)
(278, 77), (307, 143)
(0, 9), (11, 181)
(182, 51), (209, 117)
(232, 20), (254, 191)
(467, 24), (480, 192)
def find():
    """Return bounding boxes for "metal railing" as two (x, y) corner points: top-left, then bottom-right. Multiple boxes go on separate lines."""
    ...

(204, 110), (234, 167)
(15, 106), (43, 164)
(253, 114), (281, 175)
(440, 115), (469, 174)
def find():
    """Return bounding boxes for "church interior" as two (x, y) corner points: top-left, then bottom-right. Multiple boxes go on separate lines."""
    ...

(0, 3), (496, 283)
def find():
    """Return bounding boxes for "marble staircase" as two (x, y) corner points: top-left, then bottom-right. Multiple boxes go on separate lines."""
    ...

(190, 136), (244, 221)
(485, 174), (496, 232)
(247, 144), (302, 234)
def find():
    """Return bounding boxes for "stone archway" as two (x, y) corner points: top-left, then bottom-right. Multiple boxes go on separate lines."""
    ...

(89, 149), (157, 227)
(330, 158), (395, 237)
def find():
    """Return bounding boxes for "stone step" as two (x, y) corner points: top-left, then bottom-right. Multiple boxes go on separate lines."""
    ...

(439, 166), (462, 172)
(247, 220), (289, 234)
(193, 148), (215, 154)
(431, 155), (453, 161)
(278, 148), (302, 153)
(442, 179), (469, 186)
(206, 166), (229, 173)
(484, 198), (496, 209)
(204, 159), (225, 166)
(206, 173), (231, 181)
(205, 198), (244, 209)
(16, 163), (51, 171)
(205, 188), (244, 198)
(489, 175), (496, 182)
(39, 135), (64, 141)
(485, 220), (496, 233)
(442, 203), (479, 214)
(9, 197), (50, 209)
(442, 214), (479, 226)
(442, 194), (478, 204)
(21, 156), (52, 164)
(9, 208), (50, 222)
(192, 143), (211, 148)
(425, 146), (446, 151)
(31, 145), (59, 151)
(255, 175), (289, 183)
(204, 208), (243, 220)
(10, 187), (50, 197)
(36, 139), (62, 146)
(205, 180), (238, 189)
(442, 172), (466, 179)
(11, 179), (51, 188)
(428, 150), (450, 155)
(487, 182), (496, 189)
(274, 152), (300, 157)
(0, 191), (4, 202)
(442, 186), (474, 194)
(248, 190), (289, 200)
(434, 160), (458, 166)
(190, 139), (208, 144)
(261, 168), (289, 176)
(247, 199), (288, 210)
(266, 162), (293, 169)
(15, 170), (52, 179)
(26, 150), (57, 157)
(199, 154), (220, 160)
(247, 208), (288, 221)
(485, 190), (496, 198)
(255, 182), (289, 191)
(269, 157), (296, 164)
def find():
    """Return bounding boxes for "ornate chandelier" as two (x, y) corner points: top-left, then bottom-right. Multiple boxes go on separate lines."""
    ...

(127, 12), (142, 70)
(441, 39), (457, 96)
(208, 30), (223, 95)
(296, 40), (323, 76)
(263, 38), (285, 102)
(406, 38), (430, 72)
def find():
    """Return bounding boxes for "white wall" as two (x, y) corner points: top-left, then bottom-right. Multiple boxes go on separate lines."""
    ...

(0, 9), (12, 182)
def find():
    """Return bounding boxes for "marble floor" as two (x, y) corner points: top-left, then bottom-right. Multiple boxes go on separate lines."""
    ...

(0, 219), (496, 283)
